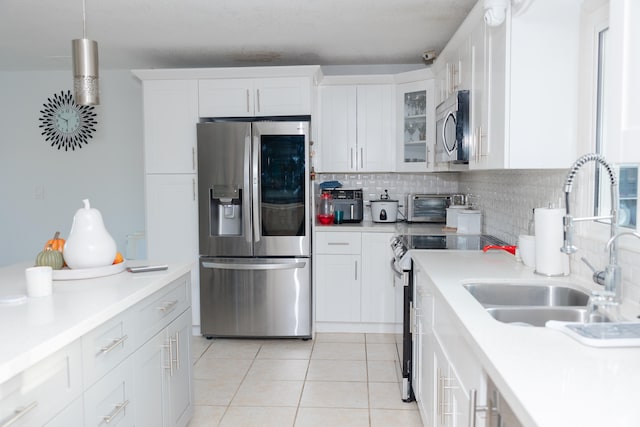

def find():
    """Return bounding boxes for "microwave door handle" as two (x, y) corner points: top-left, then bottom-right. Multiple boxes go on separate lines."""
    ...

(252, 132), (261, 243)
(244, 126), (252, 243)
(350, 204), (354, 219)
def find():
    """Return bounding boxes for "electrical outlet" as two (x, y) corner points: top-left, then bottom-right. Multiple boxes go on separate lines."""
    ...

(35, 184), (44, 200)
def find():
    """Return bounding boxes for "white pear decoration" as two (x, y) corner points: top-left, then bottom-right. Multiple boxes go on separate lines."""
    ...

(63, 199), (117, 269)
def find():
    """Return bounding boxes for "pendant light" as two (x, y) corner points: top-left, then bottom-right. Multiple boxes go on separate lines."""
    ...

(72, 0), (99, 105)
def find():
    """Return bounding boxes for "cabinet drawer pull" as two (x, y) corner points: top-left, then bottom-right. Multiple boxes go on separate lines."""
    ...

(1, 401), (38, 427)
(327, 242), (349, 246)
(156, 300), (178, 312)
(102, 399), (130, 424)
(99, 335), (128, 356)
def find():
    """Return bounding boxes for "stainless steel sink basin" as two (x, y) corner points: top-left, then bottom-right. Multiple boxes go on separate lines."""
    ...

(463, 283), (590, 307)
(486, 307), (610, 327)
(462, 283), (606, 326)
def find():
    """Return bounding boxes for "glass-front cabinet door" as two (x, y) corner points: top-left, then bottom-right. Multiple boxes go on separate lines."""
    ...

(396, 80), (436, 172)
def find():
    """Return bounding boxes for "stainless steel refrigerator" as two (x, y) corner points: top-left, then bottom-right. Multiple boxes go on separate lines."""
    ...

(197, 119), (311, 338)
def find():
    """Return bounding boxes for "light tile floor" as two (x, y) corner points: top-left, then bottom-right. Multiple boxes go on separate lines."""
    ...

(188, 333), (423, 427)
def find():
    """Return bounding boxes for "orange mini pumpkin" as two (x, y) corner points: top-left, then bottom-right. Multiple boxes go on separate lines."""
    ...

(45, 231), (65, 252)
(113, 252), (124, 264)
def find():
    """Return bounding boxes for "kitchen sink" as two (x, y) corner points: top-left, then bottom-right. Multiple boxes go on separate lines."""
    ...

(463, 283), (590, 307)
(462, 282), (607, 326)
(485, 307), (610, 327)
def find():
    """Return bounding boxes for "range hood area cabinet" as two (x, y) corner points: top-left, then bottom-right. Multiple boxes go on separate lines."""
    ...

(317, 80), (395, 173)
(435, 0), (582, 170)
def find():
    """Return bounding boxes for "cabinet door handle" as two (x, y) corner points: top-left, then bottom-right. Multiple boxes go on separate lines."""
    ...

(102, 400), (130, 424)
(173, 330), (181, 371)
(192, 147), (196, 171)
(192, 177), (196, 201)
(256, 89), (261, 113)
(1, 401), (38, 427)
(98, 335), (128, 356)
(164, 339), (174, 376)
(354, 260), (358, 280)
(469, 388), (493, 427)
(156, 300), (178, 313)
(350, 148), (354, 169)
(360, 147), (364, 169)
(246, 89), (250, 113)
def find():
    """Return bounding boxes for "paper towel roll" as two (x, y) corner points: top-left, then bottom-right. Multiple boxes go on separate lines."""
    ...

(534, 208), (570, 276)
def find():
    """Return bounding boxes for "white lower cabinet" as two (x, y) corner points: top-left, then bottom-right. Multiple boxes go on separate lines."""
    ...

(314, 230), (400, 331)
(316, 253), (361, 322)
(413, 263), (487, 427)
(0, 340), (83, 427)
(360, 232), (396, 323)
(84, 357), (135, 426)
(0, 274), (193, 427)
(134, 309), (193, 427)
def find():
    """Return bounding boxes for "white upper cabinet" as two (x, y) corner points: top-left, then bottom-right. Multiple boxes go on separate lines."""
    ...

(198, 77), (312, 117)
(142, 80), (199, 174)
(437, 0), (582, 170)
(396, 79), (437, 172)
(477, 0), (582, 169)
(606, 0), (640, 163)
(318, 81), (395, 172)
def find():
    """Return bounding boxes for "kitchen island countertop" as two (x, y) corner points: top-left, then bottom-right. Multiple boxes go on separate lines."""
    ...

(411, 250), (640, 427)
(0, 261), (192, 384)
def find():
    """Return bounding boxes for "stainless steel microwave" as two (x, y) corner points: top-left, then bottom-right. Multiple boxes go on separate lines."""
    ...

(435, 90), (470, 164)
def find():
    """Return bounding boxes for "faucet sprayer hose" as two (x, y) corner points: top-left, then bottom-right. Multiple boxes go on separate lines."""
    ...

(564, 153), (617, 193)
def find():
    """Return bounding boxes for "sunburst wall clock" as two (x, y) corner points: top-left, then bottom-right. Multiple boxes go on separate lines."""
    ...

(38, 90), (98, 151)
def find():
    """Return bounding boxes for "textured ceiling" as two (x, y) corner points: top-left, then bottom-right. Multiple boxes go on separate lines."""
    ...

(0, 0), (476, 71)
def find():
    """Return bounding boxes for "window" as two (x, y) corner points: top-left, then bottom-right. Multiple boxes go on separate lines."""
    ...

(593, 26), (639, 229)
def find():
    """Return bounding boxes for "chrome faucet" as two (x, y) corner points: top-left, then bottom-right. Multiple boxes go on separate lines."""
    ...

(561, 153), (618, 255)
(560, 153), (628, 301)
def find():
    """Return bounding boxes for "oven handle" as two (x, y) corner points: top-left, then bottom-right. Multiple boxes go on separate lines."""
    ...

(202, 260), (306, 271)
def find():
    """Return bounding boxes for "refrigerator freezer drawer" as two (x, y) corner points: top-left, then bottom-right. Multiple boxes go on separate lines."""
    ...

(199, 257), (311, 338)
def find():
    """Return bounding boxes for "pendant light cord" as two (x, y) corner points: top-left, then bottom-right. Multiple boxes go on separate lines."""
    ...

(82, 0), (87, 38)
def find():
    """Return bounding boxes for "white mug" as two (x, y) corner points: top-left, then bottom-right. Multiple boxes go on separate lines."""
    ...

(25, 266), (53, 297)
(518, 235), (536, 268)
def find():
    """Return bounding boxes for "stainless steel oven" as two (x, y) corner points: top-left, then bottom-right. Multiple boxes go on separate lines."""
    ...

(390, 233), (507, 402)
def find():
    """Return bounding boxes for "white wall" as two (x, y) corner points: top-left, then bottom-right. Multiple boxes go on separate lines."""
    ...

(0, 70), (145, 266)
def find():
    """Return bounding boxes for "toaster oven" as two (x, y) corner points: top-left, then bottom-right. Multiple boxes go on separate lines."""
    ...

(406, 193), (461, 223)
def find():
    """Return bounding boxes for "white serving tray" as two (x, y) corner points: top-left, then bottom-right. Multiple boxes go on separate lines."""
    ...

(52, 262), (126, 280)
(546, 320), (640, 347)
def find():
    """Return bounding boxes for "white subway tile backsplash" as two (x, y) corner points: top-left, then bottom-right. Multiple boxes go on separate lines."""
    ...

(317, 169), (640, 307)
(318, 173), (459, 221)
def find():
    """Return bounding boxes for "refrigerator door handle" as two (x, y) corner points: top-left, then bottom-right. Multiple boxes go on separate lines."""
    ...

(244, 126), (253, 243)
(202, 261), (307, 271)
(252, 133), (261, 243)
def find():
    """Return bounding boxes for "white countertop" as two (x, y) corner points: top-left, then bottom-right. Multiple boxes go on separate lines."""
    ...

(0, 261), (193, 384)
(411, 250), (640, 427)
(314, 220), (460, 235)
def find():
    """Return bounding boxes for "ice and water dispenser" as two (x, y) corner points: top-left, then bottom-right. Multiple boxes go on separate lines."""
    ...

(209, 185), (242, 236)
